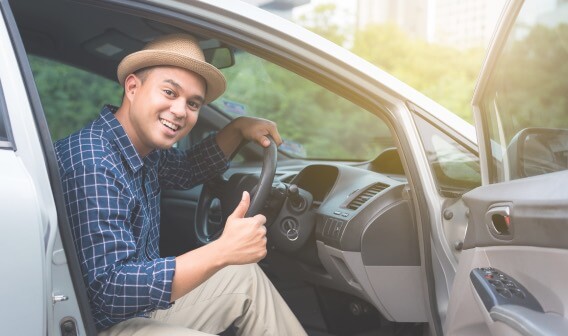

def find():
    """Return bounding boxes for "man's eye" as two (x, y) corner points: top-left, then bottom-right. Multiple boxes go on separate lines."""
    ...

(188, 101), (200, 109)
(164, 89), (174, 96)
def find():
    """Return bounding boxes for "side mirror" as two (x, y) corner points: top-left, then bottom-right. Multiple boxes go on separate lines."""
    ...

(508, 128), (568, 178)
(203, 47), (234, 69)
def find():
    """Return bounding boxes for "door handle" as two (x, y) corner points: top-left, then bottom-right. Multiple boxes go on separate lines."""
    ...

(485, 204), (513, 238)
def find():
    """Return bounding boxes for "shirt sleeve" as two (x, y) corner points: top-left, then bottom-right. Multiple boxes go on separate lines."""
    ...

(61, 163), (175, 319)
(157, 132), (229, 189)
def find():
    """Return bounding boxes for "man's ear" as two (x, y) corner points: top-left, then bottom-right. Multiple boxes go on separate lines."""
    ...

(124, 74), (140, 101)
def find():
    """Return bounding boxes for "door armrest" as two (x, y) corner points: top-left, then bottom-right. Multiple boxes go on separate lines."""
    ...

(490, 305), (568, 336)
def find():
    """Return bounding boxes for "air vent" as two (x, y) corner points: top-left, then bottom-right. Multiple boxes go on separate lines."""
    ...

(346, 182), (389, 210)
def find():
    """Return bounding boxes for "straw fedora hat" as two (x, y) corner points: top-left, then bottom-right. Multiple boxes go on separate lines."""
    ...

(117, 33), (226, 104)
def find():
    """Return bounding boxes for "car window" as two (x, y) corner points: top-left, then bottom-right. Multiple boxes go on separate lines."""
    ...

(28, 55), (122, 141)
(480, 0), (568, 182)
(29, 53), (391, 163)
(212, 50), (393, 161)
(414, 114), (481, 196)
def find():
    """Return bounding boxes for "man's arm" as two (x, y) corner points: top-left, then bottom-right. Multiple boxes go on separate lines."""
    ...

(215, 116), (282, 158)
(61, 164), (175, 319)
(158, 133), (228, 189)
(158, 116), (282, 190)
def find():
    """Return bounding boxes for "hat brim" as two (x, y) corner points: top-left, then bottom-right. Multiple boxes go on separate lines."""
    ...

(117, 49), (226, 104)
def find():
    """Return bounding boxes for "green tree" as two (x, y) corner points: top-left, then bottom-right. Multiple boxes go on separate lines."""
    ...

(295, 4), (486, 123)
(486, 24), (568, 138)
(218, 53), (389, 159)
(29, 55), (122, 141)
(351, 24), (484, 122)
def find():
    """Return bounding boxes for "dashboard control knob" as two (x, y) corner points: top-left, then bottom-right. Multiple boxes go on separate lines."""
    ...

(287, 184), (305, 209)
(288, 184), (299, 197)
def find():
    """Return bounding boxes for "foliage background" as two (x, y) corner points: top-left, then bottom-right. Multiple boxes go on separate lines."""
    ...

(30, 56), (122, 141)
(296, 3), (485, 123)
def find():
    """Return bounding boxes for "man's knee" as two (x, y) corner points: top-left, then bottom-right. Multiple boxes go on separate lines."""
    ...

(223, 263), (261, 281)
(218, 263), (270, 298)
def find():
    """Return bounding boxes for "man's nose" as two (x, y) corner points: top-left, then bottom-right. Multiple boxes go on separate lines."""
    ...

(170, 99), (186, 119)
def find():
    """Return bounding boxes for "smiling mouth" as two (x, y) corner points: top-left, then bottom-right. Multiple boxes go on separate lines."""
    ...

(160, 118), (179, 132)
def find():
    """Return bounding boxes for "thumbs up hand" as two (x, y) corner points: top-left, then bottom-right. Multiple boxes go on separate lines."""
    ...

(215, 191), (268, 265)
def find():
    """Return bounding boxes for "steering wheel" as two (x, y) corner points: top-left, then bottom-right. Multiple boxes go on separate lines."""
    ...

(194, 137), (277, 244)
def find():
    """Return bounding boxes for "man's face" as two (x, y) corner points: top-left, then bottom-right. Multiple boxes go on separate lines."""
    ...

(125, 66), (206, 156)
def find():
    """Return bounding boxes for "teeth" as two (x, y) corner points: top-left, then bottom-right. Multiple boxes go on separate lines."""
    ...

(160, 119), (178, 131)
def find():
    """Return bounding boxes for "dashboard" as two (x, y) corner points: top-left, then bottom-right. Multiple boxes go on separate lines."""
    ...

(263, 162), (426, 323)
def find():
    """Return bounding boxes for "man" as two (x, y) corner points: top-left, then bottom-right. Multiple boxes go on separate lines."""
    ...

(55, 33), (307, 335)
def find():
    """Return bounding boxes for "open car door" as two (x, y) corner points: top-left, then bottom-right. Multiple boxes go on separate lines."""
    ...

(444, 0), (568, 335)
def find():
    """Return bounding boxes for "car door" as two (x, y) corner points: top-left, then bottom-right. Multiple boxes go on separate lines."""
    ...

(0, 1), (96, 334)
(444, 0), (568, 335)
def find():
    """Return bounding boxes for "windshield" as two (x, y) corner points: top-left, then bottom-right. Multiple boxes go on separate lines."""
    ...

(213, 50), (393, 161)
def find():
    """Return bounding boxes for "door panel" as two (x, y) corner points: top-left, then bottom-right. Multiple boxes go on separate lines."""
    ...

(453, 173), (568, 336)
(462, 171), (568, 250)
(445, 246), (568, 336)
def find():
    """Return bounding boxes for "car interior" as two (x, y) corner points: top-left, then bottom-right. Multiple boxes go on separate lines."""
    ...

(10, 0), (430, 335)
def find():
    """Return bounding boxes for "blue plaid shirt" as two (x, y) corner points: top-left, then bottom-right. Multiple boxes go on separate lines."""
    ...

(54, 105), (228, 330)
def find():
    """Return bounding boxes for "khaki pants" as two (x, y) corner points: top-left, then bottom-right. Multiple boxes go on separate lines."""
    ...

(99, 264), (307, 336)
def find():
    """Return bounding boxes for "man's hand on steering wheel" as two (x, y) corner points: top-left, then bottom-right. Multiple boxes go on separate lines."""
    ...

(195, 117), (279, 245)
(216, 116), (282, 159)
(234, 116), (283, 148)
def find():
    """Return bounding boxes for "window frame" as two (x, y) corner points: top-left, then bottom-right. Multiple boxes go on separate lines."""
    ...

(410, 103), (481, 197)
(0, 79), (15, 149)
(473, 0), (568, 184)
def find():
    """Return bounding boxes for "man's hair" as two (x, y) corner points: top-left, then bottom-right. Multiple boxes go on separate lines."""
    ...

(133, 67), (156, 83)
(122, 67), (156, 97)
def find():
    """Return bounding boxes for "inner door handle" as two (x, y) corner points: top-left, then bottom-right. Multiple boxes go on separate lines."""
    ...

(485, 204), (513, 238)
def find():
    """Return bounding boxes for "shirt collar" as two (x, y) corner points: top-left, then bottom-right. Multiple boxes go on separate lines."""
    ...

(100, 105), (155, 173)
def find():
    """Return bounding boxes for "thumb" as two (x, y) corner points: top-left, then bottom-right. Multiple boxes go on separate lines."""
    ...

(229, 191), (250, 220)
